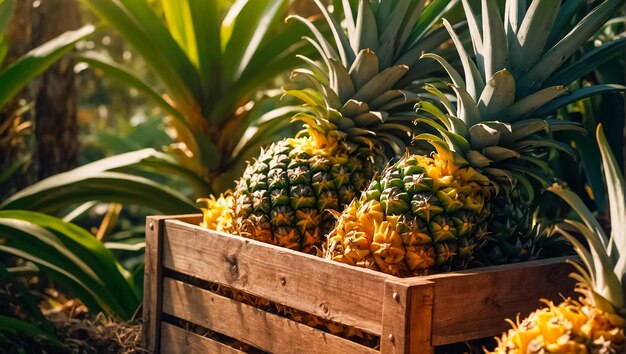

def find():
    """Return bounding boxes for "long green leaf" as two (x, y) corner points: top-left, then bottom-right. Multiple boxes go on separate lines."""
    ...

(317, 0), (354, 67)
(545, 37), (626, 87)
(212, 19), (313, 123)
(0, 315), (63, 346)
(441, 19), (485, 99)
(519, 0), (624, 95)
(74, 51), (188, 128)
(122, 0), (202, 103)
(407, 0), (459, 50)
(546, 0), (584, 48)
(450, 84), (481, 127)
(188, 0), (221, 114)
(0, 172), (196, 214)
(597, 126), (626, 267)
(548, 186), (610, 256)
(504, 86), (567, 121)
(509, 0), (560, 77)
(0, 0), (14, 65)
(0, 25), (93, 109)
(3, 212), (140, 312)
(222, 0), (288, 87)
(78, 0), (198, 110)
(0, 149), (200, 213)
(534, 84), (626, 117)
(0, 0), (14, 34)
(160, 0), (197, 64)
(481, 0), (508, 81)
(0, 214), (138, 319)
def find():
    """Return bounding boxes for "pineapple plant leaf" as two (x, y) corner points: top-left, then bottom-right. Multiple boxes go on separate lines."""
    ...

(200, 0), (462, 253)
(78, 0), (314, 192)
(0, 25), (94, 109)
(489, 124), (625, 353)
(323, 0), (625, 275)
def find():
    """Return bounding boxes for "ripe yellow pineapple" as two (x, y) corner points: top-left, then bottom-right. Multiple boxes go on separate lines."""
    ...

(489, 126), (625, 354)
(197, 193), (235, 233)
(326, 153), (492, 275)
(323, 0), (625, 275)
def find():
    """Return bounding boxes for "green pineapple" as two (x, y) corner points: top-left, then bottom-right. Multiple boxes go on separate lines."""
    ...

(324, 0), (625, 275)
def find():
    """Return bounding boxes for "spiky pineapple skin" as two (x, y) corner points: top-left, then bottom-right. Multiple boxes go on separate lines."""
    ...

(482, 187), (535, 264)
(490, 299), (625, 354)
(233, 137), (376, 253)
(324, 153), (492, 276)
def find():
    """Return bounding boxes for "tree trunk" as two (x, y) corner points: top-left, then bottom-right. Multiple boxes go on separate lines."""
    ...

(32, 0), (81, 180)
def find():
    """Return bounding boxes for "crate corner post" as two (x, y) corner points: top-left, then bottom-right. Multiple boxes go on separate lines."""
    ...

(381, 277), (435, 354)
(143, 215), (166, 354)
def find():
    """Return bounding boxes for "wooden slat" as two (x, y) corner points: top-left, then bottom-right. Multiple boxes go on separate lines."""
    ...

(380, 278), (434, 354)
(163, 214), (203, 225)
(143, 216), (165, 353)
(161, 322), (243, 354)
(425, 257), (576, 345)
(162, 278), (378, 354)
(162, 219), (390, 335)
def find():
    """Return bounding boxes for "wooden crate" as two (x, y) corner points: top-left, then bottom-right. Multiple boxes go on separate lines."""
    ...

(143, 214), (576, 354)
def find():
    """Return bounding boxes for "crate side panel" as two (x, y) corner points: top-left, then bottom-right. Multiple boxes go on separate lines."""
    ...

(162, 220), (388, 335)
(162, 278), (379, 354)
(428, 258), (576, 345)
(161, 322), (244, 354)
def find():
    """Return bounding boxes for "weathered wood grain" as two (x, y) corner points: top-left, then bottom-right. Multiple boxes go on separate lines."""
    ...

(162, 219), (392, 335)
(147, 215), (578, 353)
(380, 278), (434, 354)
(424, 257), (576, 345)
(161, 322), (244, 354)
(143, 215), (203, 353)
(162, 278), (378, 354)
(143, 216), (164, 353)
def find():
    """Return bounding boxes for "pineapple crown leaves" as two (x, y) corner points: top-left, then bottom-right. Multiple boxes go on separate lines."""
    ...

(417, 0), (626, 193)
(282, 0), (462, 158)
(288, 0), (460, 77)
(549, 125), (626, 317)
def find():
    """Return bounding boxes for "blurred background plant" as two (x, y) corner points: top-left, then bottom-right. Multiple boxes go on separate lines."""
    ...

(550, 4), (625, 216)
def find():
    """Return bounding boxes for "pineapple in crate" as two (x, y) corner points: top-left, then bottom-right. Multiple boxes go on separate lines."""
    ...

(489, 125), (625, 354)
(323, 0), (625, 275)
(200, 0), (461, 253)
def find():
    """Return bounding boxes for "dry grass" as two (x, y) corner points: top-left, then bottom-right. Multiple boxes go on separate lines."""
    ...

(49, 312), (143, 354)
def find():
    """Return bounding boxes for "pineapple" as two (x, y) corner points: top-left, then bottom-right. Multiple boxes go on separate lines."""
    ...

(216, 0), (459, 253)
(197, 192), (235, 233)
(489, 125), (625, 354)
(323, 0), (624, 275)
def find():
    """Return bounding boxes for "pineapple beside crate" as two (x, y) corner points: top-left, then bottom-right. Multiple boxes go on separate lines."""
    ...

(323, 0), (626, 276)
(489, 126), (625, 353)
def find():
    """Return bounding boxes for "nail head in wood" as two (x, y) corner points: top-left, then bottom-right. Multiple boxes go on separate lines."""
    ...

(393, 292), (400, 302)
(149, 222), (154, 231)
(388, 334), (395, 343)
(280, 277), (286, 286)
